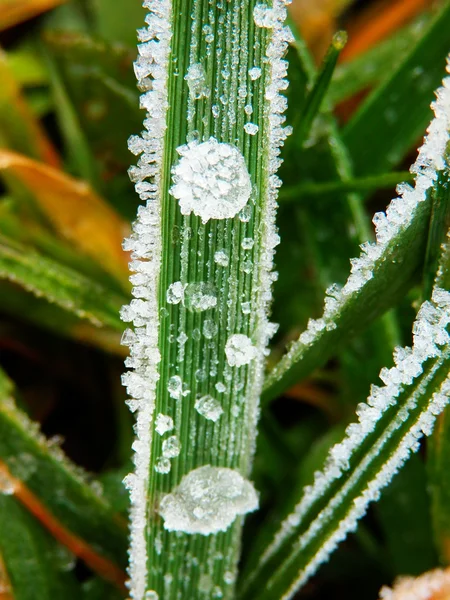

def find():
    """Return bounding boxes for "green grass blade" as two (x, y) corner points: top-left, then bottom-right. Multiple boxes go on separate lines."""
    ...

(0, 368), (128, 577)
(0, 496), (80, 600)
(121, 1), (292, 598)
(0, 235), (126, 331)
(240, 286), (450, 600)
(343, 2), (450, 176)
(264, 61), (450, 403)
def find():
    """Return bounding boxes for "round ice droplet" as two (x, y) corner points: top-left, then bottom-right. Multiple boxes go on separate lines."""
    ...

(195, 395), (223, 422)
(155, 458), (171, 474)
(248, 67), (262, 80)
(214, 250), (229, 267)
(159, 465), (258, 534)
(225, 334), (257, 367)
(162, 436), (181, 458)
(203, 319), (218, 339)
(184, 282), (217, 312)
(170, 138), (251, 223)
(185, 63), (209, 100)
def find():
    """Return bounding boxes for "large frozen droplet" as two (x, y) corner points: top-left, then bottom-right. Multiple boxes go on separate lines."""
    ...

(185, 63), (209, 100)
(167, 282), (184, 304)
(0, 467), (16, 495)
(248, 67), (262, 80)
(159, 465), (258, 535)
(195, 395), (223, 422)
(203, 319), (218, 339)
(155, 458), (171, 474)
(144, 591), (159, 600)
(162, 436), (181, 458)
(155, 413), (174, 436)
(214, 250), (229, 267)
(168, 375), (183, 400)
(244, 123), (259, 136)
(170, 138), (251, 223)
(225, 334), (258, 367)
(184, 282), (217, 312)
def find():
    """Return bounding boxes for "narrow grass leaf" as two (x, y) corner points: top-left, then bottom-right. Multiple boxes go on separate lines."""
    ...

(0, 235), (125, 331)
(241, 285), (450, 600)
(0, 368), (128, 579)
(264, 57), (450, 403)
(343, 2), (450, 176)
(0, 150), (130, 287)
(122, 1), (292, 598)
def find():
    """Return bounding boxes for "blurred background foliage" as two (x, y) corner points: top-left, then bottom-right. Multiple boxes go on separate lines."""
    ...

(0, 0), (449, 598)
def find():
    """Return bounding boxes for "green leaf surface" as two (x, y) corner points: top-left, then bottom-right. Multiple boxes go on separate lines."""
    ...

(0, 368), (128, 570)
(0, 235), (126, 331)
(0, 496), (80, 600)
(241, 288), (450, 600)
(326, 14), (432, 107)
(343, 3), (450, 176)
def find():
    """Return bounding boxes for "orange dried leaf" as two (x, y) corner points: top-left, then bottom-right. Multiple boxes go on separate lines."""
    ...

(0, 0), (66, 31)
(0, 50), (59, 167)
(0, 150), (130, 286)
(0, 553), (13, 600)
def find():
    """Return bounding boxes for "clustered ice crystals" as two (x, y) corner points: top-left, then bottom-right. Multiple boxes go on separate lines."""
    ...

(159, 466), (258, 535)
(269, 56), (450, 383)
(170, 138), (252, 223)
(120, 2), (172, 599)
(255, 287), (450, 598)
(379, 568), (450, 600)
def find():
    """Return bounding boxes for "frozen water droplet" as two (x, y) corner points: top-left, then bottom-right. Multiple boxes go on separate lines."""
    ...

(167, 282), (184, 304)
(241, 238), (254, 250)
(248, 67), (262, 80)
(185, 63), (209, 100)
(184, 282), (217, 312)
(224, 571), (235, 585)
(195, 395), (223, 422)
(244, 123), (259, 136)
(215, 382), (226, 393)
(159, 465), (259, 535)
(203, 319), (218, 339)
(168, 375), (183, 400)
(162, 436), (181, 458)
(239, 205), (252, 222)
(241, 301), (251, 314)
(212, 104), (219, 118)
(225, 334), (258, 367)
(214, 250), (229, 267)
(170, 138), (252, 223)
(155, 458), (171, 474)
(155, 413), (174, 436)
(244, 104), (253, 115)
(145, 591), (159, 600)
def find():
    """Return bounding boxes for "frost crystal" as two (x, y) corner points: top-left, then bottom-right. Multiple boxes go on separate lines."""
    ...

(244, 123), (259, 135)
(170, 138), (252, 223)
(379, 568), (450, 600)
(155, 458), (171, 474)
(166, 281), (184, 304)
(241, 238), (255, 250)
(184, 282), (217, 312)
(185, 63), (209, 100)
(195, 395), (224, 422)
(162, 436), (181, 458)
(155, 413), (174, 436)
(248, 67), (262, 80)
(256, 287), (450, 598)
(225, 334), (258, 367)
(268, 55), (450, 395)
(168, 375), (183, 400)
(214, 250), (229, 267)
(144, 591), (159, 600)
(253, 4), (276, 28)
(159, 466), (258, 535)
(203, 319), (218, 339)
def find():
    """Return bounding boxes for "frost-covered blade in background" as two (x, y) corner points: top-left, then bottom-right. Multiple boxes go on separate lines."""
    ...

(120, 1), (292, 598)
(239, 57), (450, 600)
